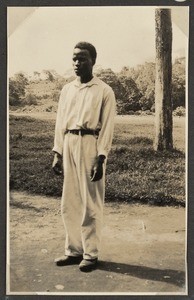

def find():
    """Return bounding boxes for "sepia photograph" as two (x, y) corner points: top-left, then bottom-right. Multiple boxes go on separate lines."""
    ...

(7, 5), (189, 295)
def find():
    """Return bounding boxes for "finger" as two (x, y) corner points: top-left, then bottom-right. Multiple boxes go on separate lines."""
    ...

(92, 169), (103, 182)
(90, 170), (97, 181)
(53, 166), (62, 175)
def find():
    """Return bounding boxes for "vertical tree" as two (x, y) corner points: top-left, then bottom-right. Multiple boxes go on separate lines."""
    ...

(154, 9), (173, 151)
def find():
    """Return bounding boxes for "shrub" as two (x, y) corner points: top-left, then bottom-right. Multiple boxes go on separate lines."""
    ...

(9, 96), (20, 106)
(141, 110), (152, 116)
(173, 106), (185, 117)
(127, 110), (135, 115)
(134, 110), (141, 115)
(151, 104), (155, 112)
(52, 90), (60, 102)
(139, 96), (153, 111)
(24, 93), (38, 105)
(9, 73), (29, 105)
(46, 106), (54, 112)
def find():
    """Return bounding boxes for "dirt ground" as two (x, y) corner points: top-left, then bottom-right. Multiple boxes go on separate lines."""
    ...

(8, 191), (186, 295)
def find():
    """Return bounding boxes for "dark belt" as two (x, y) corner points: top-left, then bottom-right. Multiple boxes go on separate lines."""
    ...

(66, 129), (99, 136)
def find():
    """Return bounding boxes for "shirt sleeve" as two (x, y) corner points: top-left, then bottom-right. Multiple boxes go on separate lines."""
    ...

(52, 87), (66, 155)
(97, 87), (116, 157)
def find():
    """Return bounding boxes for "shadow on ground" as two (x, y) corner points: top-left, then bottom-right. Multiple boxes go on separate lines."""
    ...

(98, 261), (185, 287)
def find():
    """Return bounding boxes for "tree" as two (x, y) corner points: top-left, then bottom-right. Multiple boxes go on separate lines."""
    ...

(33, 71), (41, 81)
(172, 58), (185, 109)
(119, 58), (185, 112)
(154, 9), (173, 151)
(43, 70), (55, 82)
(9, 72), (29, 105)
(95, 68), (126, 114)
(118, 75), (142, 112)
(119, 62), (156, 111)
(95, 68), (143, 114)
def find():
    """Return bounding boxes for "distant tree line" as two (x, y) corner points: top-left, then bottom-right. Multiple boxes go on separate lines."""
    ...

(9, 57), (185, 115)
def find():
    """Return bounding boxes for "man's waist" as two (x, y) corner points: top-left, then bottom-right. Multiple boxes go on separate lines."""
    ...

(65, 129), (100, 136)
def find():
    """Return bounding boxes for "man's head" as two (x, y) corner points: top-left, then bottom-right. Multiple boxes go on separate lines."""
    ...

(72, 42), (97, 78)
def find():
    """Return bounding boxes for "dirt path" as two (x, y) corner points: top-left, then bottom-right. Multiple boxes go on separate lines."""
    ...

(8, 191), (186, 295)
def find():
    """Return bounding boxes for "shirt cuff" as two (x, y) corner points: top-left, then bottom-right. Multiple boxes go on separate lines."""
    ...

(97, 149), (108, 157)
(52, 146), (63, 156)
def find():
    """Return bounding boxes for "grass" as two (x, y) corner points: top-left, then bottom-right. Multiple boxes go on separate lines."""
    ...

(9, 114), (185, 206)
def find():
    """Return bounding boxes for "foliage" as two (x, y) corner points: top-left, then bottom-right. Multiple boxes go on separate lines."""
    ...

(9, 72), (29, 105)
(172, 58), (185, 109)
(54, 76), (76, 90)
(95, 68), (126, 114)
(9, 115), (185, 206)
(118, 75), (142, 112)
(33, 71), (41, 81)
(173, 106), (185, 117)
(139, 96), (153, 111)
(9, 95), (20, 106)
(24, 93), (38, 105)
(43, 70), (55, 82)
(51, 90), (61, 102)
(120, 62), (155, 111)
(95, 68), (142, 114)
(119, 58), (185, 112)
(9, 57), (185, 114)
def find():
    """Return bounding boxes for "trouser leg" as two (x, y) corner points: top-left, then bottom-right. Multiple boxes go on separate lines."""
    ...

(61, 133), (105, 259)
(76, 135), (105, 260)
(61, 134), (83, 257)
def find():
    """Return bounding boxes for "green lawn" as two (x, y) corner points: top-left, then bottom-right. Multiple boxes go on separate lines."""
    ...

(9, 114), (185, 206)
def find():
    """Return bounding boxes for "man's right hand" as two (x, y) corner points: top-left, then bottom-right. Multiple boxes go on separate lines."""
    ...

(52, 152), (63, 175)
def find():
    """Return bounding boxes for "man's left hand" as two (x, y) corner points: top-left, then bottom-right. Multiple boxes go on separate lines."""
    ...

(90, 155), (106, 182)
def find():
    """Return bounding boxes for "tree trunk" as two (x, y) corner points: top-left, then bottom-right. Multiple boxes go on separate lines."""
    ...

(154, 9), (173, 151)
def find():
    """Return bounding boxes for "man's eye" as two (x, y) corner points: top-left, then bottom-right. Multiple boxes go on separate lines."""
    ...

(73, 57), (86, 63)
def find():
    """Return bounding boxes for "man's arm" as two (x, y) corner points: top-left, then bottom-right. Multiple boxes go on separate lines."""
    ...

(52, 152), (63, 175)
(90, 155), (106, 182)
(97, 87), (116, 158)
(91, 87), (116, 182)
(52, 86), (66, 175)
(52, 87), (66, 156)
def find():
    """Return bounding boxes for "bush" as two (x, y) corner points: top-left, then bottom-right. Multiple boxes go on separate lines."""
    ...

(141, 110), (152, 116)
(134, 110), (141, 115)
(151, 104), (155, 112)
(127, 110), (135, 115)
(139, 96), (153, 111)
(173, 106), (185, 117)
(9, 96), (20, 106)
(9, 73), (29, 105)
(52, 90), (60, 102)
(24, 93), (38, 105)
(45, 106), (54, 112)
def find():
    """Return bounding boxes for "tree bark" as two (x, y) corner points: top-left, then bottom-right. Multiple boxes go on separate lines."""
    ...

(154, 9), (173, 151)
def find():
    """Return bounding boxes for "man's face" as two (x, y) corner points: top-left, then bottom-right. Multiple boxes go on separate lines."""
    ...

(72, 48), (93, 77)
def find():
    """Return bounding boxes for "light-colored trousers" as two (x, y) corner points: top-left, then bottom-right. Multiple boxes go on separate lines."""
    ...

(61, 132), (105, 260)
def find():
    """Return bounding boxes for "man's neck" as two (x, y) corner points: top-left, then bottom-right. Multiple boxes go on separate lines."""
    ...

(79, 74), (93, 84)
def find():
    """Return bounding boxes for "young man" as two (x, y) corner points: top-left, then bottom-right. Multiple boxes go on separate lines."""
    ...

(52, 42), (116, 272)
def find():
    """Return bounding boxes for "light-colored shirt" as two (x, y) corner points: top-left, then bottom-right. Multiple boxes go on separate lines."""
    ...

(53, 76), (116, 157)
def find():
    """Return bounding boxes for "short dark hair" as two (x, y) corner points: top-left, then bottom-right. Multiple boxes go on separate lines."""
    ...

(74, 42), (97, 65)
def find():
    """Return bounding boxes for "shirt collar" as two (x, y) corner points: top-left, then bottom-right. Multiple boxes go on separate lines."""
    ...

(73, 76), (99, 88)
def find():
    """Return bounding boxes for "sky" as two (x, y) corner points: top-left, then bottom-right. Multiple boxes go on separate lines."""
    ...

(8, 6), (189, 77)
